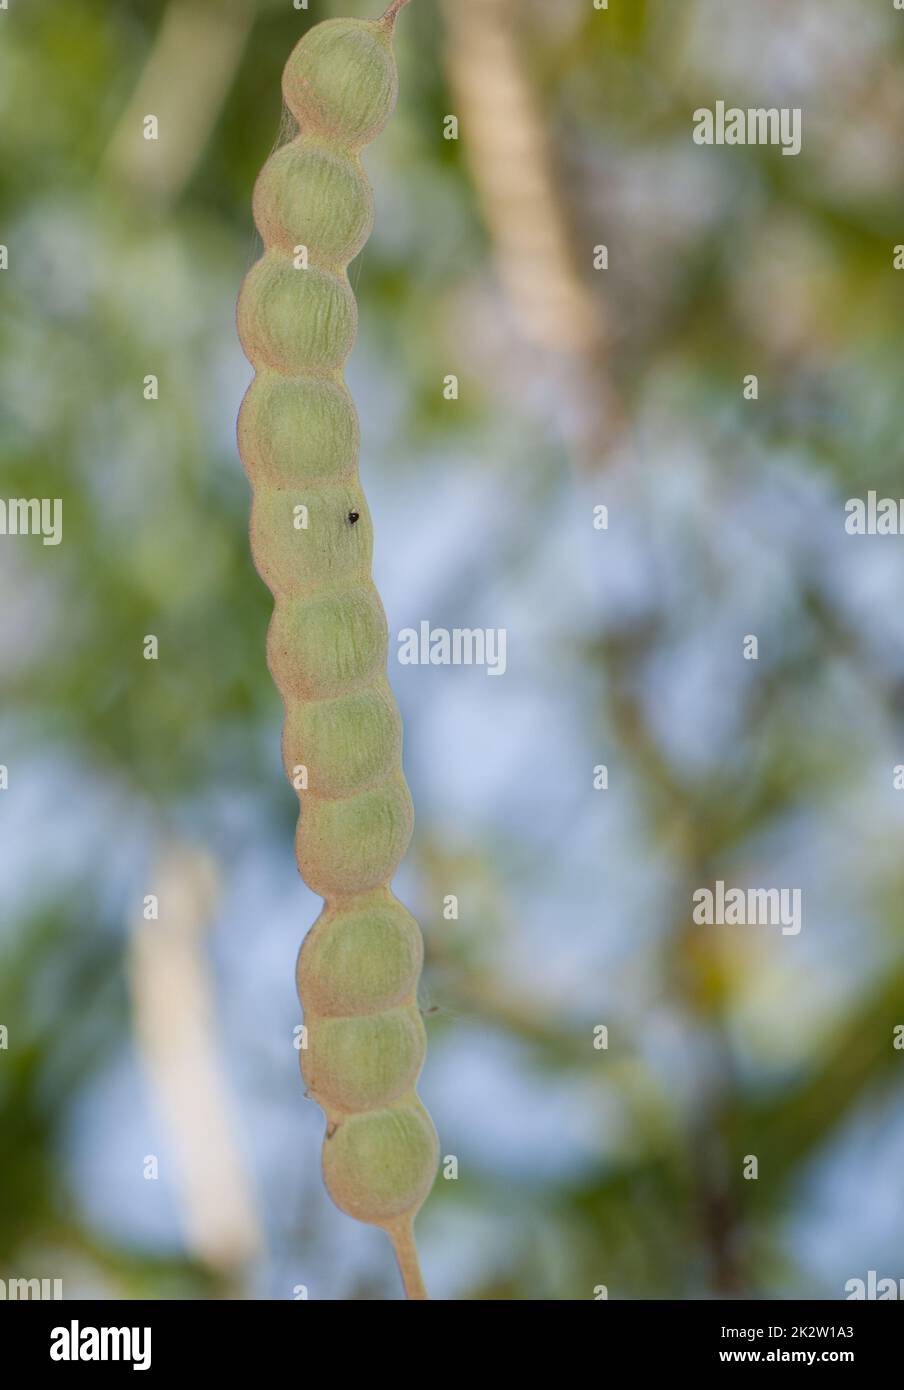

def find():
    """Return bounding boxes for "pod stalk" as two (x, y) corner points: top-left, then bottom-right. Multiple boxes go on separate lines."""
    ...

(381, 0), (414, 30)
(389, 1217), (429, 1301)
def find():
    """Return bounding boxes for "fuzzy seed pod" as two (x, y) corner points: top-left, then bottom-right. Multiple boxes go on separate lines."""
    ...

(237, 1), (436, 1300)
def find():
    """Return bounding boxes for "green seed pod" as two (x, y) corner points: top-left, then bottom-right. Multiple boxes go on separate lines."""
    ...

(249, 487), (373, 598)
(298, 892), (423, 1017)
(266, 589), (387, 702)
(282, 681), (402, 799)
(237, 252), (356, 375)
(295, 772), (414, 899)
(282, 19), (398, 147)
(302, 1004), (427, 1112)
(322, 1100), (439, 1227)
(253, 140), (374, 265)
(238, 374), (359, 490)
(236, 0), (436, 1300)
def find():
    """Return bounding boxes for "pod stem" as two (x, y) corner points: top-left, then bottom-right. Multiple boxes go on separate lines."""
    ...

(381, 0), (414, 29)
(388, 1218), (429, 1301)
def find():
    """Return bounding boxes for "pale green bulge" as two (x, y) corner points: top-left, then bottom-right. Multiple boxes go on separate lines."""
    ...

(303, 1005), (426, 1112)
(298, 892), (423, 1016)
(282, 20), (398, 146)
(238, 373), (359, 489)
(250, 486), (373, 598)
(237, 253), (356, 374)
(267, 589), (387, 700)
(282, 682), (401, 798)
(296, 772), (414, 898)
(323, 1101), (439, 1226)
(253, 140), (374, 264)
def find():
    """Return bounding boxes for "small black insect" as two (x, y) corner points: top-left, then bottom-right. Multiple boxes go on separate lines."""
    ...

(347, 511), (360, 525)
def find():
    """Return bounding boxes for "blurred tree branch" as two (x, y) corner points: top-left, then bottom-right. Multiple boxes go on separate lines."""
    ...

(104, 0), (257, 204)
(441, 0), (622, 472)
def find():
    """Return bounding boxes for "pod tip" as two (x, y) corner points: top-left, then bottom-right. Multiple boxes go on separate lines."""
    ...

(380, 0), (413, 32)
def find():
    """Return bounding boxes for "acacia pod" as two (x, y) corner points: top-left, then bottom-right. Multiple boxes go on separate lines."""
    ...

(281, 682), (402, 799)
(253, 142), (374, 265)
(298, 891), (423, 1017)
(237, 374), (359, 489)
(322, 1099), (438, 1226)
(236, 1), (436, 1301)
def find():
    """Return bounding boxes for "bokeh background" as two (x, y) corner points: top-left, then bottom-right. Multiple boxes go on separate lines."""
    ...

(1, 0), (904, 1300)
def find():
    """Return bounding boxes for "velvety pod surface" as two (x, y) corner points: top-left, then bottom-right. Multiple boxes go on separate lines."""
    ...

(322, 1101), (439, 1225)
(238, 374), (359, 489)
(282, 682), (402, 798)
(302, 1005), (427, 1112)
(266, 589), (388, 700)
(249, 487), (373, 598)
(282, 20), (398, 145)
(237, 254), (357, 375)
(253, 141), (374, 264)
(297, 892), (423, 1016)
(295, 773), (414, 898)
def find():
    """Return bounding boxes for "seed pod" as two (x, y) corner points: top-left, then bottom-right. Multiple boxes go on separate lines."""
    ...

(236, 0), (436, 1300)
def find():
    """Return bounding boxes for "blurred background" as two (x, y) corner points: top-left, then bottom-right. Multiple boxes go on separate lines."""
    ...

(1, 0), (904, 1300)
